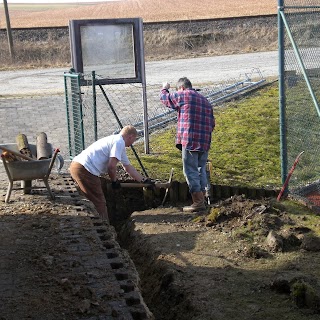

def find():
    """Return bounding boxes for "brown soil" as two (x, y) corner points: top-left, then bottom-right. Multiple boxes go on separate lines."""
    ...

(1, 0), (277, 28)
(0, 174), (153, 319)
(2, 173), (320, 319)
(118, 196), (320, 320)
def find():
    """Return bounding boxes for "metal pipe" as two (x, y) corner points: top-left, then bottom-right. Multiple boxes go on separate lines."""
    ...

(139, 18), (150, 154)
(278, 0), (288, 187)
(208, 80), (266, 104)
(92, 71), (98, 141)
(205, 79), (265, 101)
(129, 109), (175, 128)
(204, 80), (248, 98)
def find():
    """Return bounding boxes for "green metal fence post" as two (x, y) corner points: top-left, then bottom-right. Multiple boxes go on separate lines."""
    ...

(92, 71), (98, 141)
(64, 72), (72, 159)
(278, 0), (288, 186)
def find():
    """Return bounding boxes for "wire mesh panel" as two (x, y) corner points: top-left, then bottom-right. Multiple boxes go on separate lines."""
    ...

(64, 69), (268, 165)
(280, 0), (320, 205)
(64, 71), (176, 157)
(64, 71), (85, 158)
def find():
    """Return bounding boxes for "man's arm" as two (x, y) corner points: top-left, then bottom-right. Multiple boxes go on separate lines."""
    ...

(122, 163), (144, 182)
(107, 157), (119, 181)
(160, 82), (179, 110)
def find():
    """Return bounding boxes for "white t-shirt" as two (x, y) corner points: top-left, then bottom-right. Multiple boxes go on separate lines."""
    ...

(73, 134), (130, 176)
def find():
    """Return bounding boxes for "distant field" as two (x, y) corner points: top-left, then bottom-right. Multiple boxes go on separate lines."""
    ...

(4, 3), (81, 11)
(0, 0), (277, 28)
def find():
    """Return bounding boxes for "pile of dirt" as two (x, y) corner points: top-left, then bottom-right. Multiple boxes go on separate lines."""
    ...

(119, 195), (320, 320)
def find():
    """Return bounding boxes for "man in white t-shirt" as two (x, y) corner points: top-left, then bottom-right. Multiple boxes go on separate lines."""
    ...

(69, 125), (151, 223)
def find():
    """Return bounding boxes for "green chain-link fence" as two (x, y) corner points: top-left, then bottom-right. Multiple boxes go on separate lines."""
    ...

(278, 0), (320, 206)
(64, 68), (267, 158)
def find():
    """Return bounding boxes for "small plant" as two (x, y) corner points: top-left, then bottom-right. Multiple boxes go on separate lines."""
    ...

(291, 280), (320, 310)
(206, 208), (221, 223)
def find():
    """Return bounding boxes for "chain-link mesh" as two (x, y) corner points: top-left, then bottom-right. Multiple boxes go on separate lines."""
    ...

(64, 72), (85, 158)
(281, 0), (320, 205)
(64, 68), (267, 157)
(64, 71), (176, 153)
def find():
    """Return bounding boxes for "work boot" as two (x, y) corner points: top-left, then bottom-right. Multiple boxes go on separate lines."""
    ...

(183, 191), (206, 212)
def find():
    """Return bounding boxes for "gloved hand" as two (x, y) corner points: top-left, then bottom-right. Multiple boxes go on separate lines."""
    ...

(141, 177), (156, 185)
(162, 82), (170, 90)
(111, 180), (121, 189)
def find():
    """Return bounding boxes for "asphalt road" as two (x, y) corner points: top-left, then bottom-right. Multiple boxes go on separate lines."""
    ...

(0, 51), (279, 95)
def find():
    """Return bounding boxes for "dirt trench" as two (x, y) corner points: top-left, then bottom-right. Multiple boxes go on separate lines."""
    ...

(2, 172), (320, 320)
(108, 194), (199, 319)
(113, 193), (320, 320)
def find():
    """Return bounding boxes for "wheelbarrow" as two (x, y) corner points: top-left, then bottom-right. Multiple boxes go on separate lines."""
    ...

(0, 143), (60, 203)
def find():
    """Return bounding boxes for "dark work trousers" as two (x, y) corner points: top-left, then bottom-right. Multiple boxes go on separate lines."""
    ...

(69, 161), (109, 222)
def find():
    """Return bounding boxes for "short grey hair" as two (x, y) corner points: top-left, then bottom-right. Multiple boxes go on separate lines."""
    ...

(176, 77), (192, 89)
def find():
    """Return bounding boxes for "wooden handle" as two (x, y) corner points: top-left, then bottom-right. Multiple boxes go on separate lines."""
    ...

(162, 168), (174, 206)
(0, 146), (34, 161)
(119, 182), (171, 189)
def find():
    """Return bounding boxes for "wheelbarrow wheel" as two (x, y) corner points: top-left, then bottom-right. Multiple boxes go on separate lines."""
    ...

(21, 180), (32, 194)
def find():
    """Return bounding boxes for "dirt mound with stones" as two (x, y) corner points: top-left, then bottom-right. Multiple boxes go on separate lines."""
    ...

(119, 195), (320, 320)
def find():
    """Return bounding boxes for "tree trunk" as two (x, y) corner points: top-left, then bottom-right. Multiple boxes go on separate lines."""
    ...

(16, 133), (33, 159)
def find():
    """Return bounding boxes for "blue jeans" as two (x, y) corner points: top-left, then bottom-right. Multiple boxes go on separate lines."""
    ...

(182, 147), (208, 193)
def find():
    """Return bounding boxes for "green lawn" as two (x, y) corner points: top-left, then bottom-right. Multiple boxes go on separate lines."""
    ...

(129, 81), (281, 189)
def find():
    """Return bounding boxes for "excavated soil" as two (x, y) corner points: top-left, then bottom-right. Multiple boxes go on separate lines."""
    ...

(0, 173), (154, 320)
(118, 196), (320, 320)
(2, 170), (320, 320)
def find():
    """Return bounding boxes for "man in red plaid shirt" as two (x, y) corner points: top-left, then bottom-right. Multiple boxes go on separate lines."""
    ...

(160, 77), (215, 212)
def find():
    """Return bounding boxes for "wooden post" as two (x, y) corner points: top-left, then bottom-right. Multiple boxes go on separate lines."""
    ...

(221, 185), (231, 198)
(143, 188), (154, 208)
(3, 0), (14, 60)
(169, 181), (180, 204)
(178, 182), (188, 202)
(16, 134), (33, 159)
(15, 133), (33, 193)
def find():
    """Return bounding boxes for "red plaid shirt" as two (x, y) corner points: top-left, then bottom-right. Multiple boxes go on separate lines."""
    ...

(160, 88), (215, 151)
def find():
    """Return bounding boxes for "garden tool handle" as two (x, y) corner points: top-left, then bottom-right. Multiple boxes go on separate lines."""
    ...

(0, 146), (34, 161)
(46, 148), (60, 177)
